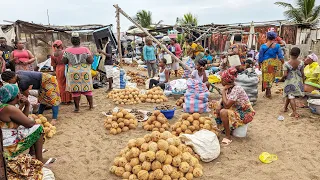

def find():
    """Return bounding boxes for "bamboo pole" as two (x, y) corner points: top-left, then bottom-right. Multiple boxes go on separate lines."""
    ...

(116, 7), (123, 63)
(113, 4), (191, 71)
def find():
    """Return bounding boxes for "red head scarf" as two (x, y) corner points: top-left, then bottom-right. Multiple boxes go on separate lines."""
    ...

(221, 67), (238, 83)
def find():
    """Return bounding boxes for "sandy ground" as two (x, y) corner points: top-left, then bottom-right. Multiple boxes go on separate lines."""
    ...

(42, 66), (320, 180)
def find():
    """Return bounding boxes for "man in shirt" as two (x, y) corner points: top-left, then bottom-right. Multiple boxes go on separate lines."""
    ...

(0, 37), (14, 71)
(187, 39), (204, 63)
(98, 37), (113, 91)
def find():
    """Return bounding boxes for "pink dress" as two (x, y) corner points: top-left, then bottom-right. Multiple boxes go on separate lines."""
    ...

(13, 50), (33, 71)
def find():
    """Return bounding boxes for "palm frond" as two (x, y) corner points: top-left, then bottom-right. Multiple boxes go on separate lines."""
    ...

(309, 4), (320, 23)
(275, 2), (295, 9)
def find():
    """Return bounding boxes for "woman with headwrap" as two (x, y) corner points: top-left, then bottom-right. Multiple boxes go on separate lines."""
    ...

(0, 84), (44, 162)
(303, 53), (320, 92)
(1, 70), (61, 125)
(51, 40), (72, 104)
(191, 59), (209, 88)
(259, 31), (284, 98)
(213, 68), (255, 146)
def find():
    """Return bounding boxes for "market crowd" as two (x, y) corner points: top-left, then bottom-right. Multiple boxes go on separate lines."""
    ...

(0, 27), (319, 177)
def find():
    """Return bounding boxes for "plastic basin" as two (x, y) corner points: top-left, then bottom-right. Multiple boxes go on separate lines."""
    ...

(156, 108), (176, 120)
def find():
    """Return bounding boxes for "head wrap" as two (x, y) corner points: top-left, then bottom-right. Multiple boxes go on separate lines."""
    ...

(53, 40), (63, 47)
(307, 53), (319, 63)
(221, 67), (238, 83)
(71, 32), (80, 38)
(198, 59), (207, 67)
(267, 31), (277, 40)
(0, 84), (19, 103)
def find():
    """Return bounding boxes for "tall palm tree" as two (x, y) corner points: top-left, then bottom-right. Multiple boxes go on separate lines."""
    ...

(178, 13), (198, 26)
(275, 0), (320, 25)
(135, 10), (152, 28)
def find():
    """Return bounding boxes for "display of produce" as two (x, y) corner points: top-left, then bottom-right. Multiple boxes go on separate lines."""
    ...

(143, 110), (170, 132)
(29, 114), (57, 138)
(171, 113), (219, 136)
(145, 87), (168, 103)
(104, 109), (138, 135)
(170, 69), (184, 77)
(107, 88), (146, 105)
(176, 96), (185, 107)
(311, 90), (320, 95)
(130, 109), (146, 121)
(155, 105), (175, 110)
(127, 71), (146, 86)
(110, 131), (203, 179)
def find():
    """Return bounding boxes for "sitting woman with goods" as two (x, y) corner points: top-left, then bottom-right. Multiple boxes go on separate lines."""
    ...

(0, 84), (44, 162)
(191, 59), (209, 89)
(149, 59), (169, 90)
(1, 70), (61, 125)
(280, 47), (304, 118)
(214, 67), (255, 146)
(303, 53), (320, 93)
(259, 31), (284, 98)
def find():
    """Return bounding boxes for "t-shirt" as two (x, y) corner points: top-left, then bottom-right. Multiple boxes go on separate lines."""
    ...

(226, 85), (250, 107)
(104, 43), (113, 65)
(204, 55), (213, 63)
(0, 45), (14, 63)
(191, 43), (204, 56)
(16, 71), (42, 92)
(191, 70), (204, 82)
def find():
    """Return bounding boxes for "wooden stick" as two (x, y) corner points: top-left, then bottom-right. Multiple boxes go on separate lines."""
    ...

(113, 4), (191, 71)
(116, 7), (123, 64)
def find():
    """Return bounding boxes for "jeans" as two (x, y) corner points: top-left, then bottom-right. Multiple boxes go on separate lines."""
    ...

(38, 104), (59, 119)
(149, 79), (165, 90)
(146, 61), (157, 78)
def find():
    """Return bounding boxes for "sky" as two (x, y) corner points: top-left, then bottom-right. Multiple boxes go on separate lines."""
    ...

(0, 0), (301, 31)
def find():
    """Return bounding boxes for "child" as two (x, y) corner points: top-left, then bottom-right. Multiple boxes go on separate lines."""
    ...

(280, 47), (304, 118)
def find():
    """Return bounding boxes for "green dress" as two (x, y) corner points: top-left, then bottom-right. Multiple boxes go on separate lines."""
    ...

(283, 61), (305, 98)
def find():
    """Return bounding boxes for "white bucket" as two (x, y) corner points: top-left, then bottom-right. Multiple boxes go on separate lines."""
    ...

(232, 124), (249, 138)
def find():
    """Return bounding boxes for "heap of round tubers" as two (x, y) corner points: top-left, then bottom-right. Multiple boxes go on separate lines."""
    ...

(107, 88), (146, 105)
(145, 87), (168, 103)
(127, 71), (146, 86)
(170, 69), (184, 77)
(171, 113), (219, 136)
(175, 96), (185, 107)
(104, 109), (138, 135)
(29, 114), (57, 138)
(143, 110), (170, 132)
(110, 131), (203, 180)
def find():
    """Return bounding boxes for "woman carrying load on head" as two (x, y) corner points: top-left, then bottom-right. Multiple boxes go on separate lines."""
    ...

(213, 67), (255, 146)
(51, 40), (72, 104)
(1, 70), (61, 125)
(258, 31), (284, 98)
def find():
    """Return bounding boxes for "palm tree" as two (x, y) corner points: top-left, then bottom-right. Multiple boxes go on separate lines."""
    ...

(275, 0), (320, 25)
(178, 13), (198, 26)
(134, 10), (152, 28)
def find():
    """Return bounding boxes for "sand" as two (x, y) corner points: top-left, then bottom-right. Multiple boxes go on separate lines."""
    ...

(42, 67), (320, 180)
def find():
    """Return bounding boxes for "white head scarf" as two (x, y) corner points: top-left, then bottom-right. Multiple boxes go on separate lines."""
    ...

(308, 53), (319, 63)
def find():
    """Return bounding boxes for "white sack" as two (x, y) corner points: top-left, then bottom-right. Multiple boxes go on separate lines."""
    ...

(179, 130), (220, 162)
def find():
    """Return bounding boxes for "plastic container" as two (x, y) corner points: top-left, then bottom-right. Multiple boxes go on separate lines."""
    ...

(156, 108), (176, 120)
(232, 124), (249, 137)
(307, 99), (320, 115)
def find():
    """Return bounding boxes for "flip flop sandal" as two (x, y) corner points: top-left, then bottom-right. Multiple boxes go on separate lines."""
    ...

(221, 138), (232, 146)
(44, 158), (57, 166)
(42, 149), (49, 153)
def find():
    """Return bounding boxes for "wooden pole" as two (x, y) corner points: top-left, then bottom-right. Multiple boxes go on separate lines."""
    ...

(113, 4), (191, 71)
(116, 6), (123, 63)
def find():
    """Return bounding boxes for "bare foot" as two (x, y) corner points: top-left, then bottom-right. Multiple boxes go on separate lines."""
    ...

(283, 108), (288, 112)
(289, 112), (300, 118)
(51, 119), (57, 125)
(73, 109), (79, 113)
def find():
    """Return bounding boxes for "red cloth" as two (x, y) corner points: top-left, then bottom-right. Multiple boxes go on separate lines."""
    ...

(221, 67), (238, 83)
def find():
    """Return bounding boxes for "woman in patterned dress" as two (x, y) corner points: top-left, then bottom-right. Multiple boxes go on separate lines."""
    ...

(214, 68), (255, 146)
(1, 70), (61, 125)
(63, 32), (94, 112)
(0, 84), (44, 162)
(259, 31), (284, 98)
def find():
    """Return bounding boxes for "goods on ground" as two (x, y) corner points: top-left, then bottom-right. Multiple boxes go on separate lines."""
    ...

(311, 90), (320, 95)
(145, 87), (168, 103)
(130, 109), (145, 121)
(29, 114), (57, 138)
(104, 109), (138, 135)
(176, 96), (185, 107)
(107, 88), (146, 105)
(171, 113), (219, 136)
(143, 110), (170, 132)
(155, 105), (175, 111)
(110, 131), (203, 179)
(170, 69), (184, 77)
(127, 71), (146, 86)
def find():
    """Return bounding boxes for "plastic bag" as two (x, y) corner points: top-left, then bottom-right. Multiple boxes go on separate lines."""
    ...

(179, 130), (220, 162)
(42, 167), (55, 180)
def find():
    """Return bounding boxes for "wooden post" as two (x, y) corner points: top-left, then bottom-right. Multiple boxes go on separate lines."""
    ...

(113, 4), (191, 71)
(116, 6), (123, 63)
(0, 130), (8, 180)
